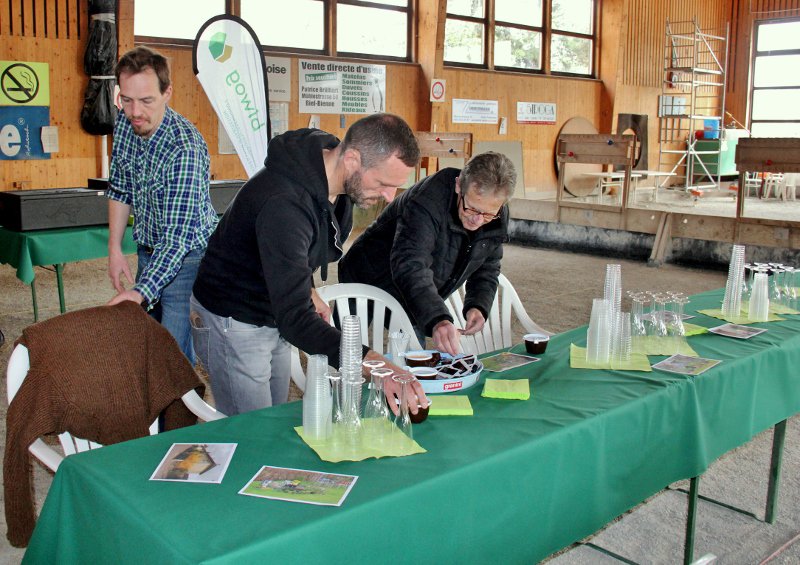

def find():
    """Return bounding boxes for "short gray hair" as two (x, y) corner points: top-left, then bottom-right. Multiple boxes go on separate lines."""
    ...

(459, 152), (517, 199)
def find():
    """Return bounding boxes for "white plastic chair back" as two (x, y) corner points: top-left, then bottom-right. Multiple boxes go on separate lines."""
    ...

(6, 343), (223, 472)
(290, 283), (422, 392)
(444, 273), (552, 355)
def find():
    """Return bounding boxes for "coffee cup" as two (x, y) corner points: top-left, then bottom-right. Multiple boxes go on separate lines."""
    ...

(395, 397), (432, 424)
(524, 333), (550, 355)
(405, 350), (440, 367)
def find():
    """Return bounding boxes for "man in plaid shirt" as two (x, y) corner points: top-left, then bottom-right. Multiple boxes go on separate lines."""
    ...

(106, 46), (217, 364)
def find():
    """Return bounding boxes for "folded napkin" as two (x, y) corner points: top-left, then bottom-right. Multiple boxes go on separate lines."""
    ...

(428, 395), (473, 416)
(630, 336), (698, 357)
(570, 344), (653, 371)
(482, 378), (530, 400)
(683, 322), (709, 337)
(698, 308), (784, 324)
(295, 424), (425, 463)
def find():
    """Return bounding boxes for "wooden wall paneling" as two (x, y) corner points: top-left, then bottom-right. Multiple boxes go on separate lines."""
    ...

(45, 0), (58, 38)
(21, 0), (32, 35)
(56, 0), (67, 39)
(33, 0), (45, 37)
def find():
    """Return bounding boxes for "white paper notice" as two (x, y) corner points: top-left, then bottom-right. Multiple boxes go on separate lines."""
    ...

(452, 99), (498, 124)
(40, 126), (59, 153)
(298, 59), (386, 115)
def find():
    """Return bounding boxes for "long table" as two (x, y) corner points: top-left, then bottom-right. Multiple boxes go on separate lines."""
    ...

(0, 225), (135, 320)
(22, 289), (800, 563)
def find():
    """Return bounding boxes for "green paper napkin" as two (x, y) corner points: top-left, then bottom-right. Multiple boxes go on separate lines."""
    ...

(295, 423), (426, 463)
(482, 378), (530, 400)
(698, 308), (784, 324)
(428, 396), (473, 416)
(570, 344), (653, 371)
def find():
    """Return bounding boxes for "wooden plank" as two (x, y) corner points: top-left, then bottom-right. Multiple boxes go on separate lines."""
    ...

(0, 0), (9, 36)
(44, 0), (58, 38)
(22, 0), (33, 36)
(735, 138), (800, 172)
(56, 0), (66, 39)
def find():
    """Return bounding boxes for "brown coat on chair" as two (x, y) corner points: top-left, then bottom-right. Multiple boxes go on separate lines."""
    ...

(4, 301), (204, 547)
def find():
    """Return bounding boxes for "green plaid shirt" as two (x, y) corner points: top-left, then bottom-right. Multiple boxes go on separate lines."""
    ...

(107, 107), (217, 304)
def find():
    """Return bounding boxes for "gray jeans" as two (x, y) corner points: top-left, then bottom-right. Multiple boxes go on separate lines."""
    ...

(190, 294), (291, 416)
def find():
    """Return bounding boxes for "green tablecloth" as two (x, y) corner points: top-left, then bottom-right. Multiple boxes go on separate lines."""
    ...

(0, 224), (135, 284)
(23, 289), (800, 564)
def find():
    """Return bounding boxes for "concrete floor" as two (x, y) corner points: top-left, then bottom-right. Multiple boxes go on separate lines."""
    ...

(1, 242), (798, 564)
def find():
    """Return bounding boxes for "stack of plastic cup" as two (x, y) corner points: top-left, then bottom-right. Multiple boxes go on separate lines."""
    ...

(612, 311), (632, 365)
(586, 298), (611, 364)
(722, 244), (746, 317)
(748, 272), (770, 322)
(339, 315), (364, 383)
(388, 329), (410, 363)
(302, 355), (332, 441)
(784, 267), (798, 311)
(604, 265), (622, 342)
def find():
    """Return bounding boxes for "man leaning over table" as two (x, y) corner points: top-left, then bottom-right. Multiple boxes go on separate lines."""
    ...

(106, 46), (217, 365)
(190, 113), (428, 416)
(339, 152), (516, 356)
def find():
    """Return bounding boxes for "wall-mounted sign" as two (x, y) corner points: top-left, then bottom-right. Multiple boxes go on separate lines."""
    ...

(452, 98), (498, 124)
(265, 56), (291, 102)
(430, 79), (445, 102)
(299, 59), (386, 115)
(516, 101), (556, 124)
(0, 106), (51, 160)
(0, 61), (50, 106)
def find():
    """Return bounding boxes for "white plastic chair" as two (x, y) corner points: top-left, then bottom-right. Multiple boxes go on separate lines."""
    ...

(6, 344), (224, 472)
(763, 173), (785, 199)
(444, 273), (552, 355)
(290, 283), (422, 392)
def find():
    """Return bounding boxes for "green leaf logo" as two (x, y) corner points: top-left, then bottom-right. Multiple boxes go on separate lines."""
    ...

(208, 31), (233, 62)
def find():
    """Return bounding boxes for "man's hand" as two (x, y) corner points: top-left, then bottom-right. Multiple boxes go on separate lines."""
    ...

(432, 320), (462, 356)
(311, 287), (331, 323)
(108, 251), (134, 294)
(463, 308), (486, 335)
(362, 350), (428, 416)
(107, 289), (144, 306)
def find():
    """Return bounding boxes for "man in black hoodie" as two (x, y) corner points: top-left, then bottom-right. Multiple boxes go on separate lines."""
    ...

(190, 114), (425, 416)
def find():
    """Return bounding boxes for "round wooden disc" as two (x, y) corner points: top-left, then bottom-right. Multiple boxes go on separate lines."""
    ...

(554, 117), (603, 197)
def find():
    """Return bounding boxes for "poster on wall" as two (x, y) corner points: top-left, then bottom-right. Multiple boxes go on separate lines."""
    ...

(0, 106), (51, 160)
(516, 101), (556, 125)
(298, 59), (386, 114)
(266, 56), (291, 102)
(452, 99), (498, 124)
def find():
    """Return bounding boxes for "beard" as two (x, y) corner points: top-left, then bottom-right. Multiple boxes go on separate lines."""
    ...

(343, 170), (381, 209)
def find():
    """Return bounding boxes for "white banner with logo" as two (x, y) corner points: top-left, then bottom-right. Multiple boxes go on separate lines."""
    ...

(193, 16), (270, 178)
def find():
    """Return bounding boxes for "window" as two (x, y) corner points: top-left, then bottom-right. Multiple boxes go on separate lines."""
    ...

(135, 0), (411, 61)
(444, 0), (596, 76)
(134, 0), (225, 42)
(749, 19), (800, 137)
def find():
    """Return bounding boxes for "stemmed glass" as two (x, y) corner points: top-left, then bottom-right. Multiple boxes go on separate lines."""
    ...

(666, 293), (688, 353)
(392, 374), (416, 443)
(651, 293), (669, 338)
(365, 368), (393, 434)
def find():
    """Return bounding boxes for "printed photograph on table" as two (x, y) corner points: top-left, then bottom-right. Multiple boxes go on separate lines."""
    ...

(240, 466), (358, 507)
(708, 323), (767, 339)
(652, 354), (721, 376)
(481, 352), (539, 372)
(150, 443), (237, 483)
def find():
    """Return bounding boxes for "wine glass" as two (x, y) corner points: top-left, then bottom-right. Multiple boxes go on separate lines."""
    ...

(392, 374), (416, 443)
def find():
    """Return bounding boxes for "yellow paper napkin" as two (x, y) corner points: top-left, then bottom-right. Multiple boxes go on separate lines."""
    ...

(482, 378), (530, 400)
(570, 344), (653, 371)
(698, 308), (784, 324)
(683, 323), (709, 337)
(428, 396), (473, 416)
(630, 336), (698, 357)
(295, 423), (426, 463)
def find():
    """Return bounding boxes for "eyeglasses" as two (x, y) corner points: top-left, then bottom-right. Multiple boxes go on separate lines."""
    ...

(459, 194), (501, 221)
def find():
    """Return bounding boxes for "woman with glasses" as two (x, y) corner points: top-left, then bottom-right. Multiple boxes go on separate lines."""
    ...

(339, 152), (516, 355)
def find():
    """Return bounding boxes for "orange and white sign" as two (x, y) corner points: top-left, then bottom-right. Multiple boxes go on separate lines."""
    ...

(430, 79), (446, 103)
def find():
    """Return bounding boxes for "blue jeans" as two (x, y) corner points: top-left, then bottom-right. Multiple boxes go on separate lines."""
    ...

(137, 247), (203, 365)
(189, 294), (291, 416)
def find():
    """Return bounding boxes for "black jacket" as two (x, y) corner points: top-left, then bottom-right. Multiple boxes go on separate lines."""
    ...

(339, 168), (507, 336)
(192, 129), (352, 366)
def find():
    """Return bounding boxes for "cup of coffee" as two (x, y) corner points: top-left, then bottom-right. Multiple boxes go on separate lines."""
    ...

(524, 333), (550, 355)
(405, 350), (439, 367)
(396, 397), (432, 424)
(410, 367), (438, 380)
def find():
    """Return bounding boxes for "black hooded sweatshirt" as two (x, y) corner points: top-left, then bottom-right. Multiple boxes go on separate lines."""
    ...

(192, 129), (352, 367)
